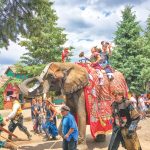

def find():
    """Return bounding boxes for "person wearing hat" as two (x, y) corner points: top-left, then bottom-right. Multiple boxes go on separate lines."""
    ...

(42, 97), (58, 141)
(108, 91), (142, 150)
(6, 94), (32, 141)
(0, 114), (17, 150)
(59, 105), (78, 150)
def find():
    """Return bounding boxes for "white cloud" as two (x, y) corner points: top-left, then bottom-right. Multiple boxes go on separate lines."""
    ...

(0, 41), (26, 64)
(0, 41), (27, 75)
(53, 0), (150, 62)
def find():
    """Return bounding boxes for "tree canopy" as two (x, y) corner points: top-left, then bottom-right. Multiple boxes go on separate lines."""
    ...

(0, 0), (54, 49)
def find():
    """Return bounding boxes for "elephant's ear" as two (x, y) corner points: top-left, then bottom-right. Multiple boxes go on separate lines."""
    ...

(63, 64), (89, 94)
(47, 63), (89, 94)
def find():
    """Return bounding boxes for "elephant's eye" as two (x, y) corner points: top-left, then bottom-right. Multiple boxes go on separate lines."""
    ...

(49, 74), (55, 79)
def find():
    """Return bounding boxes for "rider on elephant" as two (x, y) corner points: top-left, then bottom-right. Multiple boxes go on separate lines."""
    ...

(90, 47), (104, 85)
(108, 90), (142, 150)
(62, 48), (70, 63)
(100, 41), (113, 80)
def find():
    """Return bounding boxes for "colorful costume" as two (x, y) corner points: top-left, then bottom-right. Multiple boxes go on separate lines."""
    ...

(108, 99), (142, 150)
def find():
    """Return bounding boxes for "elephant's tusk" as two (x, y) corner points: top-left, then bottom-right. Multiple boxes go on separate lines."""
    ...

(28, 81), (41, 92)
(43, 93), (46, 100)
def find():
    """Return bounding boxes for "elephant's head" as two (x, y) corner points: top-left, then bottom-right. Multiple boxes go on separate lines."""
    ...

(19, 62), (89, 97)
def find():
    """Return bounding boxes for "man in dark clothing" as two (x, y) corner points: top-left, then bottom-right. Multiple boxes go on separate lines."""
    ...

(108, 91), (142, 150)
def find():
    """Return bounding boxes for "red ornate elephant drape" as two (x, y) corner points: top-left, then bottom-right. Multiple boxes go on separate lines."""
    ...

(78, 63), (128, 138)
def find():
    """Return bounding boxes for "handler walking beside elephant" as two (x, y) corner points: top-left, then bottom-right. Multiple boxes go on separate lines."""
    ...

(59, 105), (78, 150)
(108, 91), (142, 150)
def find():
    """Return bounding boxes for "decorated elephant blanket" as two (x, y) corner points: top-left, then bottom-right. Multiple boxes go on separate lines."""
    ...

(78, 63), (128, 139)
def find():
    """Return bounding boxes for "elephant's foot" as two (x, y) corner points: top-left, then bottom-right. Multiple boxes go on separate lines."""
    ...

(78, 136), (88, 150)
(95, 134), (106, 142)
(78, 137), (85, 145)
(77, 143), (88, 150)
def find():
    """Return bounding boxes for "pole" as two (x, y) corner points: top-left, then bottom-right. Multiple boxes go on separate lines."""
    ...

(0, 134), (20, 147)
(0, 126), (18, 138)
(49, 137), (62, 149)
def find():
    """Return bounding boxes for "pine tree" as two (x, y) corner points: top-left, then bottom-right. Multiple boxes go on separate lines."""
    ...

(111, 6), (145, 93)
(141, 15), (150, 93)
(143, 15), (150, 58)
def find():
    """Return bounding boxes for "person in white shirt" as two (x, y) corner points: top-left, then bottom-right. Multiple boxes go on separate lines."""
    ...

(130, 93), (137, 109)
(138, 95), (147, 119)
(6, 94), (32, 140)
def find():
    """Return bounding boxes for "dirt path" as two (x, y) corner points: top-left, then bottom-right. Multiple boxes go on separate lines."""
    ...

(2, 117), (150, 150)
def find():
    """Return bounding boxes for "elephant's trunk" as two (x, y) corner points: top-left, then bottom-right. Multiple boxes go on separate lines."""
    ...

(19, 76), (43, 96)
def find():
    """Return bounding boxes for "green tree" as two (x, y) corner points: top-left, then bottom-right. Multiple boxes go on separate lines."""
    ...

(111, 6), (146, 94)
(0, 0), (53, 49)
(141, 15), (150, 93)
(19, 1), (67, 65)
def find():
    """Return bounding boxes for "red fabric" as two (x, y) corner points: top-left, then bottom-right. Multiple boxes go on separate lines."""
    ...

(62, 48), (69, 62)
(77, 63), (128, 139)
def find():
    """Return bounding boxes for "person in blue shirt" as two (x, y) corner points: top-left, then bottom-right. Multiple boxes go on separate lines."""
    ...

(59, 105), (78, 150)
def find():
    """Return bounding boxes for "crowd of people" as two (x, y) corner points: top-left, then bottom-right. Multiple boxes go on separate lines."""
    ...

(31, 97), (58, 141)
(0, 94), (79, 150)
(0, 91), (149, 150)
(130, 93), (150, 119)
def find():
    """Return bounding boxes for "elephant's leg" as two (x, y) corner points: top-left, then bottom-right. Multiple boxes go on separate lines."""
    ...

(75, 90), (88, 150)
(66, 91), (88, 150)
(76, 92), (86, 143)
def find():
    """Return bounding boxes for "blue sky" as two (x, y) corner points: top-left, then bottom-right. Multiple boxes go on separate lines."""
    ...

(0, 0), (150, 74)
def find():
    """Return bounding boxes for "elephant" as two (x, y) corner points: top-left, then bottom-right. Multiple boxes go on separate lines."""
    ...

(19, 62), (128, 150)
